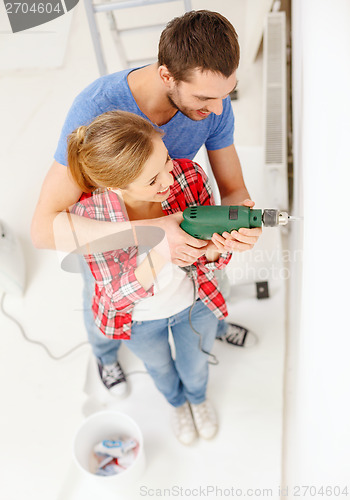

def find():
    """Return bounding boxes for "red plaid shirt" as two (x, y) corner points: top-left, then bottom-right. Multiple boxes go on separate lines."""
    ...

(71, 159), (232, 339)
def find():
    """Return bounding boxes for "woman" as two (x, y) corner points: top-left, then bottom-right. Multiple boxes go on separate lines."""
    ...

(68, 110), (232, 445)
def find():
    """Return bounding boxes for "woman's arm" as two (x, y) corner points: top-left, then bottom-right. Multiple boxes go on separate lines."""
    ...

(69, 197), (167, 310)
(31, 161), (207, 267)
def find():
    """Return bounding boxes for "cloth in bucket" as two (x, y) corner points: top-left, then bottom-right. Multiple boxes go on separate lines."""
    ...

(92, 437), (139, 476)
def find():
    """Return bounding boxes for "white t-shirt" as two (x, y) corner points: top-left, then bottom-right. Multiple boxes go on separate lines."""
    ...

(132, 252), (195, 321)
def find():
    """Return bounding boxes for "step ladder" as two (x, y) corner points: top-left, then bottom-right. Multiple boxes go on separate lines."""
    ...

(83, 0), (193, 76)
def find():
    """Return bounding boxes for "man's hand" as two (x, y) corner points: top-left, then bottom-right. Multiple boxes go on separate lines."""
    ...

(156, 212), (208, 267)
(211, 199), (262, 253)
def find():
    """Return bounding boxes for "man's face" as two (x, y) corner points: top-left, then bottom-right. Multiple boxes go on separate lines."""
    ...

(166, 69), (237, 121)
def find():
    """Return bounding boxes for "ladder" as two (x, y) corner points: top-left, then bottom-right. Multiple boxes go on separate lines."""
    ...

(83, 0), (193, 76)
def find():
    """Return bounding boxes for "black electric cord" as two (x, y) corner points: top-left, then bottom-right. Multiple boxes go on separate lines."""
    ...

(1, 293), (150, 376)
(0, 292), (89, 360)
(1, 264), (219, 366)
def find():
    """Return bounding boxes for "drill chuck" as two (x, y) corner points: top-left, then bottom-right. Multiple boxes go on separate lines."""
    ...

(180, 206), (290, 239)
(262, 209), (289, 227)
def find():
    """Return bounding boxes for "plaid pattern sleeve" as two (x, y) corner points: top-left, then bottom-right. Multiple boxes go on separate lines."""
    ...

(197, 251), (232, 270)
(162, 159), (215, 212)
(92, 254), (154, 309)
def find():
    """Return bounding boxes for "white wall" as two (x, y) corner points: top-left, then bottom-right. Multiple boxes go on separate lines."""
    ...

(284, 0), (350, 487)
(244, 0), (274, 65)
(0, 0), (73, 70)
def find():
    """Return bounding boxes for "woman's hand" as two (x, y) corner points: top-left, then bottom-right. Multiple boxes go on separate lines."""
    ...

(206, 232), (232, 261)
(154, 212), (208, 267)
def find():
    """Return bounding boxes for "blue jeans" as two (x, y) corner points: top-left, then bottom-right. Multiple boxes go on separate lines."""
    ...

(123, 299), (219, 407)
(81, 258), (228, 366)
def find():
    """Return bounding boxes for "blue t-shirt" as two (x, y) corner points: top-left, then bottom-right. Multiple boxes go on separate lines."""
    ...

(54, 67), (235, 166)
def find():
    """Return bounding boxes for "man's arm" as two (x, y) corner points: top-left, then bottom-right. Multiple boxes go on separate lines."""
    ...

(207, 144), (249, 204)
(207, 144), (262, 252)
(31, 160), (208, 264)
(31, 160), (131, 252)
(31, 160), (84, 249)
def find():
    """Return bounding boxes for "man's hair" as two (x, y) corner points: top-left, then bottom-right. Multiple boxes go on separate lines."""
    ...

(67, 111), (162, 192)
(158, 10), (240, 82)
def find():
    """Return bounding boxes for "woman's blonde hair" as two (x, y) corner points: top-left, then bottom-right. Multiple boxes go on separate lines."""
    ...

(67, 110), (162, 192)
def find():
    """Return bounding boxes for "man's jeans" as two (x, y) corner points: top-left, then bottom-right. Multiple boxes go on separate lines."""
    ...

(123, 299), (219, 407)
(81, 259), (228, 366)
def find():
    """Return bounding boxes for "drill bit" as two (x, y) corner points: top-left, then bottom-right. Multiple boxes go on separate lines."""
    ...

(287, 215), (304, 222)
(264, 210), (303, 226)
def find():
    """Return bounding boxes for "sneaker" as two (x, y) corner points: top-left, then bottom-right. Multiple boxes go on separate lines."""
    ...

(97, 360), (129, 397)
(221, 323), (258, 348)
(172, 402), (197, 445)
(190, 400), (218, 440)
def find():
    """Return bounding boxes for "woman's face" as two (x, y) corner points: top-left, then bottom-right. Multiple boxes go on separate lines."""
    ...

(119, 135), (175, 205)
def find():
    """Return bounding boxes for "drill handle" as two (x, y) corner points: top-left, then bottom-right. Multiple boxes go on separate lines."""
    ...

(180, 205), (262, 239)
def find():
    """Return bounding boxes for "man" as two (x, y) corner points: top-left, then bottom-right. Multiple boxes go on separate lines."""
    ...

(31, 10), (262, 397)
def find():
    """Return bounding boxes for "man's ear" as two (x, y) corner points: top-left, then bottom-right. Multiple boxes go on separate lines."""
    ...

(158, 65), (175, 88)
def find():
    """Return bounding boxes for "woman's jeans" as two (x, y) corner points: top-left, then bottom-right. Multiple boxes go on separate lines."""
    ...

(123, 299), (219, 407)
(81, 258), (228, 366)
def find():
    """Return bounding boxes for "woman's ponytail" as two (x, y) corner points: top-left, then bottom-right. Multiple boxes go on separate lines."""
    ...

(67, 126), (97, 193)
(67, 111), (162, 193)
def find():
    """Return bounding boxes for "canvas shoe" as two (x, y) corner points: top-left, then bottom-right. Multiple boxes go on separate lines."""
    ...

(172, 402), (197, 445)
(190, 399), (218, 440)
(97, 360), (129, 397)
(219, 323), (258, 348)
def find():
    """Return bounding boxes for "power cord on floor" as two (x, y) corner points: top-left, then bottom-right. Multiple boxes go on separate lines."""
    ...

(1, 268), (219, 365)
(0, 292), (89, 360)
(124, 370), (148, 377)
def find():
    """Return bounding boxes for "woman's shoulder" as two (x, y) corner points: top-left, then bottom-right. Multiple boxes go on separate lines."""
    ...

(171, 158), (207, 186)
(167, 158), (211, 208)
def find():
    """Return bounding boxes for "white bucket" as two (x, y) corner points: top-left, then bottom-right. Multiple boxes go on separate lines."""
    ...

(73, 410), (145, 492)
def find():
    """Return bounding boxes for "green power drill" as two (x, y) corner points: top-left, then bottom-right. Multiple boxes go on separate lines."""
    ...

(180, 206), (293, 239)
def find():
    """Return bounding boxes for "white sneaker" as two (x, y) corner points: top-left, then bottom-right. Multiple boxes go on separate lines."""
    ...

(190, 400), (218, 440)
(172, 402), (197, 445)
(97, 360), (129, 397)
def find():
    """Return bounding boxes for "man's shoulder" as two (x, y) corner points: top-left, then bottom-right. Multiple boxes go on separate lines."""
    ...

(61, 68), (137, 129)
(75, 68), (133, 109)
(55, 68), (140, 165)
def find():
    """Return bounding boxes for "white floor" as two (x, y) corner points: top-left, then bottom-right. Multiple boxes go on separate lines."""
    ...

(0, 3), (286, 499)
